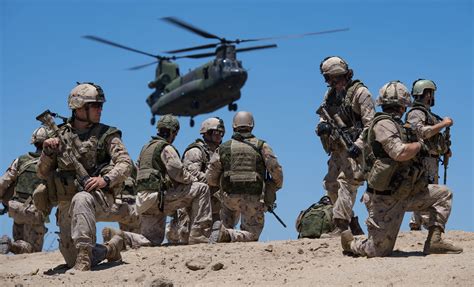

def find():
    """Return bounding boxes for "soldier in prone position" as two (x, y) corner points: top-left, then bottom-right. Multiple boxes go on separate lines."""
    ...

(341, 81), (462, 257)
(0, 127), (52, 255)
(36, 82), (132, 271)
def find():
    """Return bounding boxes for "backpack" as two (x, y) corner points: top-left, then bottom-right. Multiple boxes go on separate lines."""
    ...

(296, 196), (334, 239)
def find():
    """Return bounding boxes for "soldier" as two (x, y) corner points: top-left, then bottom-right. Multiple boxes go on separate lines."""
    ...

(207, 111), (283, 243)
(166, 117), (225, 244)
(316, 56), (375, 236)
(129, 114), (212, 246)
(341, 81), (463, 257)
(37, 82), (132, 271)
(406, 79), (452, 231)
(0, 127), (51, 254)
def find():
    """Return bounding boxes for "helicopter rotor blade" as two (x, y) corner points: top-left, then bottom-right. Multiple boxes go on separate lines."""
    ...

(127, 61), (160, 71)
(161, 17), (222, 41)
(83, 35), (162, 59)
(164, 43), (220, 54)
(235, 44), (278, 53)
(180, 51), (217, 59)
(237, 28), (350, 43)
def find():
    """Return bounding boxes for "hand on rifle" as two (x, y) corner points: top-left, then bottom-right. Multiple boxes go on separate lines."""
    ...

(43, 138), (61, 155)
(84, 176), (108, 192)
(316, 122), (332, 136)
(348, 144), (361, 159)
(442, 117), (453, 128)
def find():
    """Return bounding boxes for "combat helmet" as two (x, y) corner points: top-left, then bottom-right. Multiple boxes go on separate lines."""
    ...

(376, 81), (411, 107)
(319, 56), (350, 76)
(200, 117), (225, 135)
(68, 82), (106, 110)
(412, 79), (437, 96)
(232, 111), (254, 130)
(157, 114), (180, 132)
(30, 126), (49, 145)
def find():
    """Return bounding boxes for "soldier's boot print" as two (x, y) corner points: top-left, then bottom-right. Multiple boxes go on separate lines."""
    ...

(105, 235), (125, 262)
(0, 235), (12, 254)
(209, 221), (231, 243)
(423, 226), (463, 255)
(72, 246), (92, 271)
(340, 230), (354, 253)
(10, 240), (33, 254)
(102, 227), (130, 248)
(321, 219), (349, 238)
(349, 216), (365, 236)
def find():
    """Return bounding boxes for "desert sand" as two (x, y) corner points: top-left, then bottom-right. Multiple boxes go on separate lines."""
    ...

(1, 230), (473, 286)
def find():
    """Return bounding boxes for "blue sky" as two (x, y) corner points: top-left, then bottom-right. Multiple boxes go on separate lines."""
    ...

(1, 0), (472, 250)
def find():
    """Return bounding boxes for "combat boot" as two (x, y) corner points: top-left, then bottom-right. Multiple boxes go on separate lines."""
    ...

(72, 246), (92, 271)
(340, 230), (354, 253)
(320, 219), (349, 238)
(0, 235), (12, 254)
(209, 221), (231, 244)
(102, 227), (130, 247)
(105, 235), (125, 262)
(349, 216), (365, 236)
(423, 226), (463, 255)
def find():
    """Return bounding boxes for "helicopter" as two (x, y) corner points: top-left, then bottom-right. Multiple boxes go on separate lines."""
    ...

(84, 17), (348, 127)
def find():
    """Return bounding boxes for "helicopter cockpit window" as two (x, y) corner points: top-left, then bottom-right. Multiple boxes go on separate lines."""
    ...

(203, 67), (209, 79)
(176, 67), (180, 76)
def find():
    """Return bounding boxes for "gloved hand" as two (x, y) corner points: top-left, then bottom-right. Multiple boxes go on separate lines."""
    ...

(316, 122), (332, 136)
(348, 144), (361, 158)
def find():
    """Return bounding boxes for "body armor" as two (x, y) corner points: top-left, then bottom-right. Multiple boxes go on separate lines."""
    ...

(183, 139), (210, 172)
(136, 136), (174, 193)
(219, 133), (266, 195)
(13, 153), (45, 203)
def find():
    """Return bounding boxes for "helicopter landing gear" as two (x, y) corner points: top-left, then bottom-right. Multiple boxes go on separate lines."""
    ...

(228, 103), (238, 111)
(150, 115), (156, 126)
(190, 117), (195, 127)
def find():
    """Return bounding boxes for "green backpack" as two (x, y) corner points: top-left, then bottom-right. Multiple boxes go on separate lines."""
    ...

(296, 196), (334, 239)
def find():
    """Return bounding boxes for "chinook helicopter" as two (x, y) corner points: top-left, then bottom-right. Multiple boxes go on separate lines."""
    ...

(84, 17), (348, 127)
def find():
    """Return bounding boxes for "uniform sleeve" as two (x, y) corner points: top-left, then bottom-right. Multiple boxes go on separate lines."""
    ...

(161, 145), (195, 184)
(103, 134), (133, 187)
(0, 158), (19, 199)
(373, 119), (406, 160)
(206, 149), (223, 187)
(261, 143), (283, 190)
(37, 150), (58, 180)
(406, 109), (434, 139)
(353, 86), (376, 148)
(183, 147), (206, 183)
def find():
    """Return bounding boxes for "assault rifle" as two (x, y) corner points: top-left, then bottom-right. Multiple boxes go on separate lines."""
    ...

(36, 110), (109, 207)
(264, 171), (287, 228)
(443, 127), (451, 185)
(316, 105), (354, 152)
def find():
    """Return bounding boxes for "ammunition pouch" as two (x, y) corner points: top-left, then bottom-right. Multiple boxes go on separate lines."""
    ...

(367, 158), (399, 191)
(7, 200), (44, 225)
(222, 171), (264, 195)
(54, 170), (79, 202)
(391, 165), (426, 201)
(136, 169), (166, 193)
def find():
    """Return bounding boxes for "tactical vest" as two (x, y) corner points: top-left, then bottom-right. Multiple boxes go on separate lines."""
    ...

(324, 80), (365, 132)
(136, 136), (173, 193)
(183, 139), (210, 172)
(54, 122), (121, 201)
(406, 103), (448, 156)
(364, 113), (425, 199)
(219, 133), (266, 195)
(13, 153), (46, 203)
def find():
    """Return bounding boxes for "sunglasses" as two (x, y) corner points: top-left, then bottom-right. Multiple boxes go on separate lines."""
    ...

(87, 102), (103, 109)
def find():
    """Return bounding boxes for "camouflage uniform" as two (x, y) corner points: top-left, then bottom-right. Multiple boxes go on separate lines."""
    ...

(37, 121), (132, 267)
(0, 154), (48, 254)
(319, 82), (375, 223)
(167, 139), (221, 244)
(406, 103), (448, 229)
(347, 116), (452, 257)
(134, 136), (212, 246)
(207, 132), (283, 242)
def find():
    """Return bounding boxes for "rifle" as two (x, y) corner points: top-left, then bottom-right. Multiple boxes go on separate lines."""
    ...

(443, 127), (451, 185)
(36, 110), (109, 207)
(267, 205), (287, 228)
(316, 105), (354, 152)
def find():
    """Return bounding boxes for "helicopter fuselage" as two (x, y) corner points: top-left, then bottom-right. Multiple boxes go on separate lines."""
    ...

(148, 56), (247, 117)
